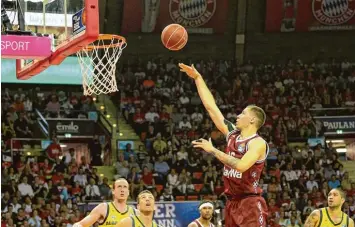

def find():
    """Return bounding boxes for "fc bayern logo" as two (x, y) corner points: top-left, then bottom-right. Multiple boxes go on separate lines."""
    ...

(312, 0), (355, 25)
(169, 0), (216, 27)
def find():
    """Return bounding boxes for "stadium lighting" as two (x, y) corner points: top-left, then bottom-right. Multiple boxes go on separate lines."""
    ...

(336, 148), (347, 153)
(326, 140), (345, 143)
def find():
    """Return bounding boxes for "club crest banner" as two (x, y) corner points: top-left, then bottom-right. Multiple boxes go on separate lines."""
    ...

(265, 0), (355, 32)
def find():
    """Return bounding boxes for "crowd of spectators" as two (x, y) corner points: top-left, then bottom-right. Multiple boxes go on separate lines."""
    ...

(1, 89), (102, 227)
(1, 58), (355, 227)
(116, 58), (355, 227)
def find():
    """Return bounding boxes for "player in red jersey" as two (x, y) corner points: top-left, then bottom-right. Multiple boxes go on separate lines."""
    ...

(179, 63), (269, 227)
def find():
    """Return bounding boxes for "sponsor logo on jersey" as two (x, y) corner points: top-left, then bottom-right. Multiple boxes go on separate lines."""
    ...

(223, 167), (242, 179)
(169, 0), (216, 27)
(312, 0), (355, 25)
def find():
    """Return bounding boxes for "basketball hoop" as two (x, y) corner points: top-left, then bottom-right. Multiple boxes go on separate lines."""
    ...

(76, 34), (127, 96)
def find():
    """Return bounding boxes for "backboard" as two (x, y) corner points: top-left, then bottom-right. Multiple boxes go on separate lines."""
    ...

(1, 0), (99, 80)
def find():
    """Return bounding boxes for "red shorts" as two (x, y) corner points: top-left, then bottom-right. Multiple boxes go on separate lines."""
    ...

(225, 195), (268, 227)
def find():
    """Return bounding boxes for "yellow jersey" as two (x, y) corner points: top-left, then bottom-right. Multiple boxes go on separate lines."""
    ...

(130, 214), (158, 227)
(318, 208), (350, 227)
(99, 202), (137, 226)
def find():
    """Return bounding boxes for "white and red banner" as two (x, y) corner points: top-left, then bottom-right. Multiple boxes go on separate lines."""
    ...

(265, 0), (355, 32)
(121, 0), (229, 34)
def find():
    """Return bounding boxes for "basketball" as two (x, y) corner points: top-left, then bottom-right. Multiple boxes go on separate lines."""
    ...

(161, 24), (188, 51)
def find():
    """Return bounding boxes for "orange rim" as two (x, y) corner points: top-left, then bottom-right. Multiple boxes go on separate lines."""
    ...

(83, 34), (126, 51)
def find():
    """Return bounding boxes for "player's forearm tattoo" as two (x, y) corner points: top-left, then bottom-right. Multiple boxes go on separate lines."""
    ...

(211, 148), (241, 170)
(304, 211), (319, 227)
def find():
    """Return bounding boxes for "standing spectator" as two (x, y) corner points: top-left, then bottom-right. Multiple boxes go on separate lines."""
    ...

(88, 135), (102, 166)
(45, 136), (62, 162)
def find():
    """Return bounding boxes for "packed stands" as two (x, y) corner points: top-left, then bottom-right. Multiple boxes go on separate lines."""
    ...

(1, 58), (355, 226)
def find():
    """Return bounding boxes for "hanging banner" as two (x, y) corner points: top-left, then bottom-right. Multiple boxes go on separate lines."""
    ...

(121, 0), (229, 34)
(265, 0), (355, 32)
(84, 201), (200, 227)
(314, 116), (355, 135)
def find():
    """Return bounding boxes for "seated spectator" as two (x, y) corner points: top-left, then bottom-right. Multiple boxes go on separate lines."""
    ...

(128, 167), (140, 198)
(306, 174), (318, 192)
(18, 176), (34, 198)
(73, 168), (87, 187)
(128, 156), (141, 172)
(46, 95), (61, 118)
(115, 160), (129, 179)
(85, 178), (101, 200)
(123, 143), (136, 161)
(167, 169), (179, 193)
(341, 172), (352, 191)
(153, 133), (167, 157)
(99, 177), (112, 200)
(328, 174), (341, 189)
(14, 112), (33, 138)
(324, 164), (336, 180)
(154, 156), (170, 177)
(178, 117), (192, 131)
(159, 188), (174, 201)
(141, 166), (155, 189)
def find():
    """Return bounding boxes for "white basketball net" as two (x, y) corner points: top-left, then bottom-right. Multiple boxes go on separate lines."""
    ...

(76, 35), (127, 96)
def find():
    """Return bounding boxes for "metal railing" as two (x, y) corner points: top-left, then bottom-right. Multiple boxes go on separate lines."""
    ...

(309, 107), (355, 117)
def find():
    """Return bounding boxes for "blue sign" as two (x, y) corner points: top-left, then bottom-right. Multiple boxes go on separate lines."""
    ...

(72, 8), (86, 35)
(152, 201), (200, 227)
(117, 140), (135, 150)
(315, 116), (355, 135)
(307, 137), (325, 147)
(84, 201), (200, 227)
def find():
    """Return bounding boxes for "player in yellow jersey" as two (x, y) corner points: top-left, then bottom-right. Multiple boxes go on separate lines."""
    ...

(117, 190), (159, 227)
(304, 188), (354, 227)
(73, 178), (138, 227)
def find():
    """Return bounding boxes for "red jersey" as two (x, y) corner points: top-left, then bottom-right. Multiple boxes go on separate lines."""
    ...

(223, 131), (269, 197)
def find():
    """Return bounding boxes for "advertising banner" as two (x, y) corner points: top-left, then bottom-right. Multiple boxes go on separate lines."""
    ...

(265, 0), (355, 32)
(121, 0), (229, 34)
(314, 116), (355, 135)
(47, 119), (95, 136)
(1, 35), (52, 59)
(85, 201), (200, 227)
(1, 57), (85, 85)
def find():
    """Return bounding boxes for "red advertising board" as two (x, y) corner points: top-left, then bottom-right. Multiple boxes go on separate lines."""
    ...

(265, 0), (355, 32)
(121, 0), (229, 34)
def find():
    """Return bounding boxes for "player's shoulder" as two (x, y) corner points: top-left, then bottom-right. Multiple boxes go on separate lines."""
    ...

(187, 222), (198, 227)
(116, 216), (133, 227)
(94, 202), (109, 212)
(309, 209), (321, 219)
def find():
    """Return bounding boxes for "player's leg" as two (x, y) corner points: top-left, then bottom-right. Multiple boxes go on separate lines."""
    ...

(224, 200), (242, 227)
(239, 196), (268, 227)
